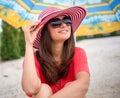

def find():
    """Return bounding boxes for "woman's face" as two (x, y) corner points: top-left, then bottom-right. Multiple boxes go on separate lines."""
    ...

(47, 16), (72, 43)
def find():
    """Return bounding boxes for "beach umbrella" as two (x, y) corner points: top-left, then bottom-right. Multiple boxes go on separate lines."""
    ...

(0, 0), (120, 36)
(74, 0), (120, 36)
(0, 0), (69, 28)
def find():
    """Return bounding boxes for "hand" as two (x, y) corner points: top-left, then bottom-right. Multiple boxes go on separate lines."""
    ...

(22, 20), (43, 47)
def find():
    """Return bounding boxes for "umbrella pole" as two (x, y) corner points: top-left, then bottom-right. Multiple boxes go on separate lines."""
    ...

(71, 0), (77, 45)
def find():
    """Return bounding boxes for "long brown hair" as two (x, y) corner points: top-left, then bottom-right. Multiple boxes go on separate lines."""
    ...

(36, 24), (75, 85)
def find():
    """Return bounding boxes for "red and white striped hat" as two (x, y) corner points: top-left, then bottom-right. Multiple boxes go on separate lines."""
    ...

(33, 6), (86, 49)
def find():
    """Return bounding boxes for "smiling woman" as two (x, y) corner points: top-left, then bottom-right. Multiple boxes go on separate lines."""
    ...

(21, 6), (90, 98)
(46, 16), (72, 42)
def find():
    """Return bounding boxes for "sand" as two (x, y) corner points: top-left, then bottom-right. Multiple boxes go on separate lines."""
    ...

(0, 36), (120, 98)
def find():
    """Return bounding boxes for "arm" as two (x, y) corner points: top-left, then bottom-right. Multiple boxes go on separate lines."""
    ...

(21, 21), (42, 95)
(21, 44), (41, 95)
(50, 71), (90, 98)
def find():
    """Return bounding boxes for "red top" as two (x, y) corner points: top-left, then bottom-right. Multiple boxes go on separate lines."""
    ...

(25, 47), (90, 97)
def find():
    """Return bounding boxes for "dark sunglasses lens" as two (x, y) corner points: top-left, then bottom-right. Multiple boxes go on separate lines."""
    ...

(63, 18), (72, 26)
(63, 16), (72, 26)
(49, 16), (72, 28)
(49, 18), (61, 28)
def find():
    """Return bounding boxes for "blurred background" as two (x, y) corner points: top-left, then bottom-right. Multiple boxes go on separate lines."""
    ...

(0, 0), (120, 98)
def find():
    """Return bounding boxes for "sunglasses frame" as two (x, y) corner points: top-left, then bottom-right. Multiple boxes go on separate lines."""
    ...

(48, 16), (72, 28)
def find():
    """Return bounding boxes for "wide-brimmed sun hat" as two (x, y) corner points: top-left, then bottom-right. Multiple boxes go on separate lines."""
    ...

(33, 6), (86, 49)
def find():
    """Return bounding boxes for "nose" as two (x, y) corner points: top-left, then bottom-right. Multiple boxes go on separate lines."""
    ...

(60, 22), (67, 27)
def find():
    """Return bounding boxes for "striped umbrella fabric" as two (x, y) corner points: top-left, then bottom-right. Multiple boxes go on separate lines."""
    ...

(0, 0), (120, 36)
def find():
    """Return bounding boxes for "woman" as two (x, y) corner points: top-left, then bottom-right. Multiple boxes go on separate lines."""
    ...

(22, 6), (90, 98)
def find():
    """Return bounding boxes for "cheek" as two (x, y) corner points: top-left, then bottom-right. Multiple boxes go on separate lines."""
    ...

(67, 27), (72, 37)
(67, 31), (71, 39)
(47, 26), (57, 39)
(48, 27), (54, 34)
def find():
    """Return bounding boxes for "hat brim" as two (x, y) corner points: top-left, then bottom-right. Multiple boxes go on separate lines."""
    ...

(33, 6), (86, 49)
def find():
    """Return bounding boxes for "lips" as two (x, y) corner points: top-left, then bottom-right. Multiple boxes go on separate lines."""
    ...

(58, 29), (68, 33)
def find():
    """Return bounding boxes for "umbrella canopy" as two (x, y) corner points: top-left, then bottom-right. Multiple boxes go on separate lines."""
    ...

(0, 0), (68, 28)
(0, 0), (120, 36)
(75, 0), (120, 36)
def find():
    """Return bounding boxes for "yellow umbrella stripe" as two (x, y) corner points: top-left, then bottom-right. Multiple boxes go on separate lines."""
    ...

(76, 22), (120, 36)
(87, 11), (115, 16)
(0, 5), (30, 28)
(113, 4), (120, 12)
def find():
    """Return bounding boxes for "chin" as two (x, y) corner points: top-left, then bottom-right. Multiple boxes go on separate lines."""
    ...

(60, 36), (70, 42)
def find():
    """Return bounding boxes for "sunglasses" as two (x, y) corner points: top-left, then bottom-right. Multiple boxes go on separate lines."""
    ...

(48, 16), (72, 28)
